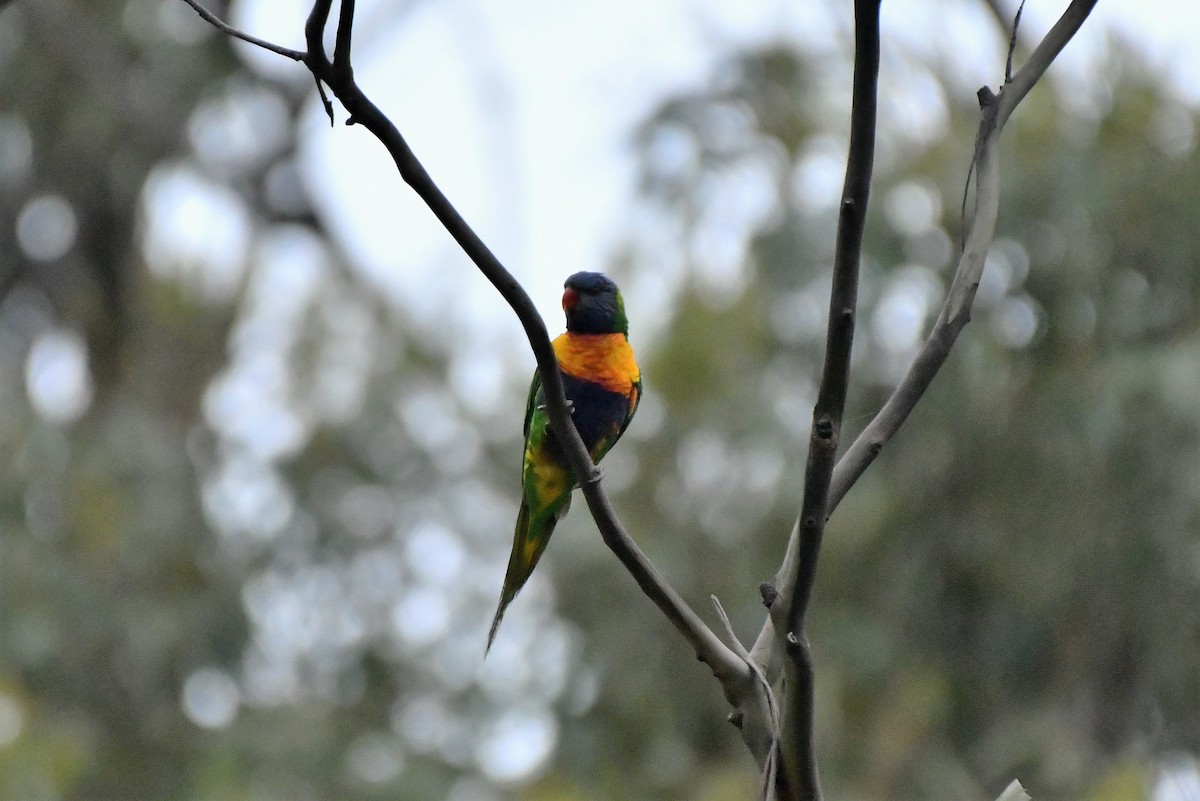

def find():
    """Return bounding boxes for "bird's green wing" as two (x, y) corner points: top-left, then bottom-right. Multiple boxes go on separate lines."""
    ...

(488, 368), (573, 652)
(523, 368), (542, 440)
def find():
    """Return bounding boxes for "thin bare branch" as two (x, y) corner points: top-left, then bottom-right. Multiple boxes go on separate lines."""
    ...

(333, 0), (355, 81)
(304, 0), (333, 64)
(769, 2), (881, 798)
(180, 0), (762, 752)
(575, 477), (750, 686)
(313, 73), (335, 126)
(1005, 0), (1027, 83)
(311, 18), (749, 689)
(997, 0), (1097, 127)
(178, 0), (304, 61)
(712, 596), (780, 793)
(785, 0), (880, 637)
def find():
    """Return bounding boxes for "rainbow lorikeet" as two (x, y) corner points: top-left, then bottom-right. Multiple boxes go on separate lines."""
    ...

(487, 272), (641, 651)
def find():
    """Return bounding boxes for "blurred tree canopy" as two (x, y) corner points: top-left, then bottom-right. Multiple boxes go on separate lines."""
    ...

(1, 1), (1199, 800)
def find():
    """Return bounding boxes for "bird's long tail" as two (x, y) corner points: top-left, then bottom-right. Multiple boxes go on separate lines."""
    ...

(487, 501), (559, 653)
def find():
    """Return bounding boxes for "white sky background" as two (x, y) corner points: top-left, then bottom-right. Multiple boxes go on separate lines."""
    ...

(225, 0), (1200, 369)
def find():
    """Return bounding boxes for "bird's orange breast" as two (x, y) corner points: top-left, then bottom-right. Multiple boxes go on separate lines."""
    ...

(552, 332), (639, 394)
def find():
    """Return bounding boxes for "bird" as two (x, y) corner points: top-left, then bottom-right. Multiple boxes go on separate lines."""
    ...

(487, 271), (641, 651)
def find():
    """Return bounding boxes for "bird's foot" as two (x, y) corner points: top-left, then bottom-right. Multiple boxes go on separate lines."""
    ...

(587, 466), (604, 484)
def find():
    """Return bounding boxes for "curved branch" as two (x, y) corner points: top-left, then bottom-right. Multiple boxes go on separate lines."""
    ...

(304, 4), (749, 687)
(1000, 0), (1097, 125)
(179, 0), (764, 756)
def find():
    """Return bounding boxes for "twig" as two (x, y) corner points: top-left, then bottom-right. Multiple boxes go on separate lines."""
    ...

(313, 74), (335, 126)
(1005, 0), (1027, 84)
(178, 0), (305, 61)
(304, 0), (333, 63)
(712, 596), (780, 799)
(332, 0), (355, 79)
(965, 0), (1025, 249)
(995, 0), (1097, 128)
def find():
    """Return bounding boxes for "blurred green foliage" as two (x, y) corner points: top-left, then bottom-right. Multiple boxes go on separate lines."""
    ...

(1, 1), (1199, 800)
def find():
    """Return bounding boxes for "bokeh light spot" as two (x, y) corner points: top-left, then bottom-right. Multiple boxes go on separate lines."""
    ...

(391, 587), (451, 647)
(141, 163), (250, 302)
(404, 522), (466, 585)
(346, 732), (405, 784)
(182, 668), (240, 729)
(475, 707), (557, 783)
(25, 329), (93, 424)
(0, 693), (23, 747)
(0, 114), (32, 183)
(884, 179), (942, 236)
(991, 296), (1039, 349)
(16, 194), (77, 262)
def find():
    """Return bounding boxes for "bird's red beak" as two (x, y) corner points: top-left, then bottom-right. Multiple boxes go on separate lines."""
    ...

(562, 288), (580, 310)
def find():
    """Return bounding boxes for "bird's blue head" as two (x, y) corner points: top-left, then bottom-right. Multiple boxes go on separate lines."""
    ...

(562, 271), (628, 336)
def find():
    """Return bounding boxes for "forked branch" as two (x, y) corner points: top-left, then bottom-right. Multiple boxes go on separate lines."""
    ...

(829, 0), (1098, 517)
(751, 3), (1098, 798)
